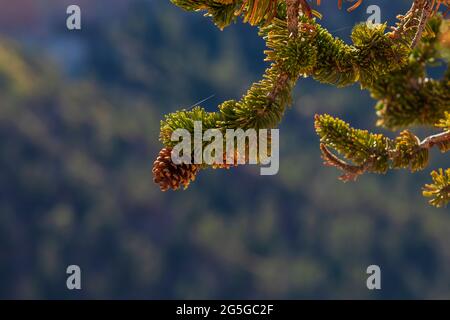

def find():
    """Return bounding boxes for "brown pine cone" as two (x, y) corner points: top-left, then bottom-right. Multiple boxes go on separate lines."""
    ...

(152, 148), (200, 191)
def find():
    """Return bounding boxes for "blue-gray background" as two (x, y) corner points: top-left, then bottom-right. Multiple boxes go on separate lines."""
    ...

(0, 0), (448, 299)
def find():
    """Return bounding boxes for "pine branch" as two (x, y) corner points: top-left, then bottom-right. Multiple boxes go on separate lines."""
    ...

(155, 1), (450, 202)
(170, 0), (241, 29)
(390, 0), (435, 47)
(315, 114), (450, 207)
(315, 114), (449, 176)
(374, 17), (450, 129)
(286, 0), (300, 36)
(420, 130), (450, 150)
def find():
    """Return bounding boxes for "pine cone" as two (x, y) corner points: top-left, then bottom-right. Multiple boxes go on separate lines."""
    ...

(152, 148), (200, 191)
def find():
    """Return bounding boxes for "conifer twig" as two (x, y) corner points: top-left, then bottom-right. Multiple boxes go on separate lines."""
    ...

(316, 114), (450, 182)
(320, 143), (375, 182)
(412, 0), (434, 47)
(390, 0), (435, 48)
(419, 130), (450, 149)
(286, 0), (301, 36)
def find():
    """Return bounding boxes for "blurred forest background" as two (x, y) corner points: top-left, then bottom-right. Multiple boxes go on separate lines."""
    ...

(0, 0), (449, 299)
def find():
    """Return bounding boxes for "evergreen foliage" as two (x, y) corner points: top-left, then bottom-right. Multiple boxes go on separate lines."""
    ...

(155, 0), (450, 207)
(424, 168), (450, 207)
